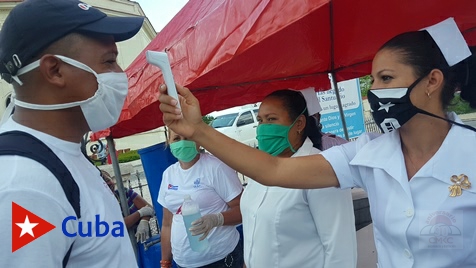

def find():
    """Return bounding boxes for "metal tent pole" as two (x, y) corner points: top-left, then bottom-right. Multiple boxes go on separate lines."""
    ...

(328, 73), (349, 140)
(106, 136), (138, 260)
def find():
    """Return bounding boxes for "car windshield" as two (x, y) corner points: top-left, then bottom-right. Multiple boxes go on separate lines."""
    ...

(211, 113), (238, 128)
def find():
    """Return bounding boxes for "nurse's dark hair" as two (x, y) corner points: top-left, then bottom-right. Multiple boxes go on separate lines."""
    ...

(266, 89), (323, 150)
(380, 30), (476, 109)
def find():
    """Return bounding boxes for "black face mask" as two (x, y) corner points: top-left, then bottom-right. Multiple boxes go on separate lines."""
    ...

(368, 75), (476, 133)
(367, 76), (425, 133)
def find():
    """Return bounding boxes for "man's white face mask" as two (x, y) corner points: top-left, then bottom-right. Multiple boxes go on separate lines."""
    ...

(8, 55), (128, 132)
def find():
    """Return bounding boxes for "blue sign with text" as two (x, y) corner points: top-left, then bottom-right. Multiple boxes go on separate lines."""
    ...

(318, 79), (365, 139)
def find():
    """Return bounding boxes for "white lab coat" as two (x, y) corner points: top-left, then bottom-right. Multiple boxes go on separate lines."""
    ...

(241, 139), (357, 268)
(322, 112), (476, 268)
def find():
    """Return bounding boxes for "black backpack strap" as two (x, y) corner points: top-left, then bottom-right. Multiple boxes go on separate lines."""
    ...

(63, 244), (74, 268)
(0, 130), (80, 267)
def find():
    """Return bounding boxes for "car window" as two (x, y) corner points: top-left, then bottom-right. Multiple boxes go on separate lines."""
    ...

(237, 111), (254, 127)
(211, 113), (238, 128)
(253, 109), (259, 118)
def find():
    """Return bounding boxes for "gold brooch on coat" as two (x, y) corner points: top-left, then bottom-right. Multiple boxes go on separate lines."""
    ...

(448, 174), (471, 197)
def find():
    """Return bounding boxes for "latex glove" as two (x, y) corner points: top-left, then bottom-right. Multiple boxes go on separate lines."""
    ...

(135, 219), (150, 243)
(189, 213), (224, 241)
(138, 206), (155, 218)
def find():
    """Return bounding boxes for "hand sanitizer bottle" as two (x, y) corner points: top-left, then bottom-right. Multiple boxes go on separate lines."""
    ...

(181, 195), (209, 252)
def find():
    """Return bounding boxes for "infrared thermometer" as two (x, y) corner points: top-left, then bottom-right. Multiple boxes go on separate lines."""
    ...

(145, 50), (181, 109)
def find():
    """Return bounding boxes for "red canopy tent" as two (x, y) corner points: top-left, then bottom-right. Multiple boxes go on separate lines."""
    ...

(93, 0), (476, 140)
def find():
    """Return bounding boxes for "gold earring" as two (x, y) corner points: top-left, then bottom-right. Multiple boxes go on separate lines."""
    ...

(426, 92), (431, 99)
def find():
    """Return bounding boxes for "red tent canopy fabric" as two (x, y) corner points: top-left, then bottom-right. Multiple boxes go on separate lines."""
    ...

(93, 0), (476, 139)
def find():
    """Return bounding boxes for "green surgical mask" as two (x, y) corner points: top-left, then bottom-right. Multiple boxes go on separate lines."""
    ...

(170, 140), (198, 162)
(256, 108), (306, 156)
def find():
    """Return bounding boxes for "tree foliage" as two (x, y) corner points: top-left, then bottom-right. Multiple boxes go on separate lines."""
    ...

(360, 75), (371, 97)
(448, 94), (476, 114)
(203, 115), (215, 125)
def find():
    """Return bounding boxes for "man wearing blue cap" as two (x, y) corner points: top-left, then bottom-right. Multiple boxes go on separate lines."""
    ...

(0, 0), (147, 267)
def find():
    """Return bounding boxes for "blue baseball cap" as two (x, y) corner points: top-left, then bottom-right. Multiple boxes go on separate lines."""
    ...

(0, 0), (144, 81)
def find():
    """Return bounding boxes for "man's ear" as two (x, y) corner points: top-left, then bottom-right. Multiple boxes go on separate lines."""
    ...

(426, 68), (444, 96)
(37, 55), (66, 87)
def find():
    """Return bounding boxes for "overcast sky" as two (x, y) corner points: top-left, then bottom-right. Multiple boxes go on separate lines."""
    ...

(134, 0), (189, 31)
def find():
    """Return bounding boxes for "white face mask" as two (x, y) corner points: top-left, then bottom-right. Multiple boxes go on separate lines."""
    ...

(11, 55), (128, 132)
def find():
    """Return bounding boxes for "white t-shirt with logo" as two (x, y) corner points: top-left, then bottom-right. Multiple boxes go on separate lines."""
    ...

(158, 153), (243, 267)
(0, 118), (137, 267)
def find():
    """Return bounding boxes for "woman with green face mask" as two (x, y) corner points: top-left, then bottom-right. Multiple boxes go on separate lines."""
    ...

(160, 18), (476, 267)
(157, 129), (244, 268)
(240, 89), (357, 268)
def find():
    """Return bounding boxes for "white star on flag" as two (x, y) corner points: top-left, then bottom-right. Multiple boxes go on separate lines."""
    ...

(378, 102), (395, 112)
(16, 216), (39, 237)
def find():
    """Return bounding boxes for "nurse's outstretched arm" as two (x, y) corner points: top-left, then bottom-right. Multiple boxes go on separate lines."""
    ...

(158, 84), (339, 189)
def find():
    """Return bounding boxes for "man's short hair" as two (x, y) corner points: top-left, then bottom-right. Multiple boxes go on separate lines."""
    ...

(0, 0), (144, 83)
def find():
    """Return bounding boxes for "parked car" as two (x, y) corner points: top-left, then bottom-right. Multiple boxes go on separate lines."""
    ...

(209, 104), (260, 148)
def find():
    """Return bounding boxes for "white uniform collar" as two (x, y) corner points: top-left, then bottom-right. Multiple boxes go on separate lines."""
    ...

(351, 112), (476, 194)
(291, 138), (318, 158)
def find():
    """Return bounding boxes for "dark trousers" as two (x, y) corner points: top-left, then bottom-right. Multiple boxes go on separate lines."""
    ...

(177, 239), (244, 268)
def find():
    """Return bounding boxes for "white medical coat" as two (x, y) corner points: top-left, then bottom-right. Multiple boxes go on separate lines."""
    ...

(321, 113), (476, 268)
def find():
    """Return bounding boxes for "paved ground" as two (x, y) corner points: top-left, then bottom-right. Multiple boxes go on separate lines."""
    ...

(457, 112), (476, 121)
(460, 112), (476, 128)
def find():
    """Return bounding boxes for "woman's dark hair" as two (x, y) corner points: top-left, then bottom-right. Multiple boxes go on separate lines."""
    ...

(380, 30), (476, 109)
(266, 89), (323, 150)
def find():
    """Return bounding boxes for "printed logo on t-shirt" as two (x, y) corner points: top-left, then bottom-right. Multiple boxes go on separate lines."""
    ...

(11, 202), (55, 252)
(168, 184), (178, 190)
(10, 202), (126, 252)
(193, 178), (201, 188)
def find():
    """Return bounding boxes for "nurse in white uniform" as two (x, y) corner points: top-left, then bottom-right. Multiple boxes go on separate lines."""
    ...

(241, 89), (357, 268)
(158, 18), (476, 268)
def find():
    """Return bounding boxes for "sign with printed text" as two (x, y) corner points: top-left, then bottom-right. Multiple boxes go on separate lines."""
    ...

(318, 78), (365, 139)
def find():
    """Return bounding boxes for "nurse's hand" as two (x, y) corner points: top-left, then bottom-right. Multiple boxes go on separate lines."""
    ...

(158, 83), (206, 139)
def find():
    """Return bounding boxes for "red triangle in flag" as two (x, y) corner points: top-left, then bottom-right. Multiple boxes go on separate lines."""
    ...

(12, 202), (56, 252)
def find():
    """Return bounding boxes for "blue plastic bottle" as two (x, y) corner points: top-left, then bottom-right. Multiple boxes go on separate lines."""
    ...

(181, 195), (209, 252)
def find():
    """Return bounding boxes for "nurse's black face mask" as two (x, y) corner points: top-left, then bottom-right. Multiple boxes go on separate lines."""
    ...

(367, 73), (476, 133)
